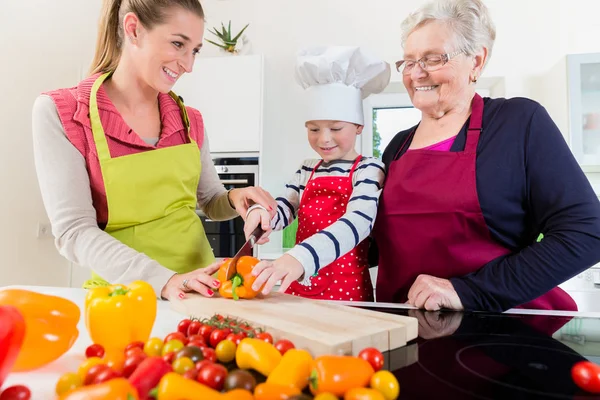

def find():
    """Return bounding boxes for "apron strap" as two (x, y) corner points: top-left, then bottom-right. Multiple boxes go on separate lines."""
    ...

(306, 160), (323, 183)
(465, 93), (484, 153)
(348, 155), (363, 180)
(168, 92), (192, 137)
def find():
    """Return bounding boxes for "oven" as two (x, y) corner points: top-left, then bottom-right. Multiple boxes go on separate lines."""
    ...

(197, 156), (259, 258)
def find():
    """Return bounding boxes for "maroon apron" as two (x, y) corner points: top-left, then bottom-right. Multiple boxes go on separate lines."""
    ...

(372, 94), (576, 311)
(286, 156), (374, 301)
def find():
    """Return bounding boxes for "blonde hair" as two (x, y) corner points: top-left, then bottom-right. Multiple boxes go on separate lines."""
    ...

(400, 0), (496, 68)
(89, 0), (205, 75)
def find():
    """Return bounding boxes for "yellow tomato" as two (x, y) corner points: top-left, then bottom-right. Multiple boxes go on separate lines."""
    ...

(144, 337), (164, 357)
(162, 339), (185, 356)
(370, 370), (400, 400)
(55, 372), (83, 396)
(172, 356), (195, 374)
(344, 388), (385, 400)
(315, 393), (339, 400)
(215, 339), (237, 363)
(76, 357), (105, 379)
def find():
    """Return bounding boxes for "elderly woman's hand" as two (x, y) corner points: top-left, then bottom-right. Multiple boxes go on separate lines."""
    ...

(161, 260), (224, 301)
(407, 274), (464, 311)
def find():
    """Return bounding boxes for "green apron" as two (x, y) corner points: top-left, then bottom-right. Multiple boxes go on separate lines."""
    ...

(83, 72), (215, 288)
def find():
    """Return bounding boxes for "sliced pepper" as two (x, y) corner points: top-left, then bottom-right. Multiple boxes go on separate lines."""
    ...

(85, 281), (157, 351)
(0, 306), (25, 386)
(218, 256), (264, 300)
(236, 338), (282, 377)
(155, 372), (223, 400)
(57, 377), (139, 400)
(267, 349), (313, 390)
(254, 382), (301, 400)
(0, 289), (79, 372)
(309, 355), (375, 397)
(128, 356), (172, 400)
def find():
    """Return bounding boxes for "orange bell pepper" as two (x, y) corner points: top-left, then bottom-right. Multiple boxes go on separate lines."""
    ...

(254, 382), (301, 400)
(0, 306), (25, 386)
(309, 355), (375, 397)
(0, 289), (79, 372)
(57, 377), (139, 400)
(267, 349), (314, 390)
(155, 372), (223, 400)
(218, 257), (264, 300)
(85, 281), (156, 352)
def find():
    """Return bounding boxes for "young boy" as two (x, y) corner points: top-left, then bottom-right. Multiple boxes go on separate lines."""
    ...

(246, 46), (390, 301)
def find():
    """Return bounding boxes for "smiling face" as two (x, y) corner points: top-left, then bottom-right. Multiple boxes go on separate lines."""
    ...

(123, 7), (204, 93)
(306, 120), (362, 162)
(402, 21), (476, 117)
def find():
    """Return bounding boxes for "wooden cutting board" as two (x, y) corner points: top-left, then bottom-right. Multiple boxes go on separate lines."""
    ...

(170, 292), (418, 357)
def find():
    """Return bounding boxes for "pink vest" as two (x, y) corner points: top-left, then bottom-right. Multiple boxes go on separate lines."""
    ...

(44, 73), (205, 225)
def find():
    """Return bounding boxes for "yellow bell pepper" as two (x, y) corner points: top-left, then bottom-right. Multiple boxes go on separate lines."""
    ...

(85, 281), (156, 351)
(156, 372), (223, 400)
(267, 349), (313, 390)
(236, 338), (282, 377)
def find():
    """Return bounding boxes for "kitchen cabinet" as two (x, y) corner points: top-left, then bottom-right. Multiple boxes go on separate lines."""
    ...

(568, 52), (600, 167)
(172, 54), (264, 154)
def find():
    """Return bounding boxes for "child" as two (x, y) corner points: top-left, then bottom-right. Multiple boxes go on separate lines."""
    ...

(246, 46), (390, 301)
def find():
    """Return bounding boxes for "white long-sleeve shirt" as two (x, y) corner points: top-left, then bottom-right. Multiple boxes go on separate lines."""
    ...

(273, 157), (385, 284)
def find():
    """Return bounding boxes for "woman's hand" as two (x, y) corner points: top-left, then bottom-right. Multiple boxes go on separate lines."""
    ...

(407, 274), (464, 311)
(161, 260), (224, 301)
(251, 254), (305, 295)
(229, 187), (277, 219)
(244, 208), (272, 245)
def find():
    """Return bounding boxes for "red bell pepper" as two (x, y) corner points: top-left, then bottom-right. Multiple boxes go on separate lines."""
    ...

(0, 306), (25, 387)
(128, 356), (172, 400)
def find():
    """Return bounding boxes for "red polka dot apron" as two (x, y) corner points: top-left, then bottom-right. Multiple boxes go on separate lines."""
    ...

(285, 156), (374, 301)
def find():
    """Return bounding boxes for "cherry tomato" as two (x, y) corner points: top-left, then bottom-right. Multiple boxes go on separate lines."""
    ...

(187, 334), (206, 346)
(55, 372), (83, 396)
(172, 356), (195, 375)
(198, 324), (214, 343)
(85, 343), (105, 359)
(125, 346), (145, 359)
(255, 332), (273, 344)
(0, 385), (31, 400)
(125, 341), (145, 353)
(178, 318), (192, 336)
(195, 359), (213, 372)
(215, 340), (237, 363)
(370, 370), (400, 400)
(187, 320), (203, 337)
(187, 340), (206, 350)
(77, 357), (105, 379)
(162, 339), (185, 356)
(226, 332), (246, 346)
(210, 328), (232, 348)
(163, 352), (176, 364)
(84, 364), (111, 385)
(274, 339), (295, 355)
(176, 346), (205, 363)
(92, 367), (121, 384)
(572, 361), (600, 393)
(345, 387), (385, 400)
(164, 332), (188, 345)
(144, 337), (164, 357)
(197, 363), (228, 391)
(202, 347), (217, 363)
(122, 352), (147, 378)
(358, 347), (385, 372)
(182, 368), (198, 380)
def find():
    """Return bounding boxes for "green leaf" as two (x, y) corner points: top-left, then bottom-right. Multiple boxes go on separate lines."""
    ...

(227, 20), (232, 42)
(206, 39), (230, 50)
(208, 28), (224, 39)
(231, 23), (250, 43)
(221, 22), (228, 39)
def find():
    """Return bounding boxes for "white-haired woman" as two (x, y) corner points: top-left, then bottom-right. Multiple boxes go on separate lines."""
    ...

(372, 0), (600, 312)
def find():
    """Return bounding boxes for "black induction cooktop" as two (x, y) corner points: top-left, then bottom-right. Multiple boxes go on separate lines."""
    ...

(358, 306), (600, 399)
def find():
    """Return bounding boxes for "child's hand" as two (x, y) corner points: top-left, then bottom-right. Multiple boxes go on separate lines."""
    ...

(244, 207), (272, 245)
(251, 254), (304, 295)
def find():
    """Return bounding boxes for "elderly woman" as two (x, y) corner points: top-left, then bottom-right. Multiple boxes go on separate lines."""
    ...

(372, 0), (600, 312)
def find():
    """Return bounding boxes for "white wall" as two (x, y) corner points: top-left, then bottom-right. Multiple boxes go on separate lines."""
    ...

(1, 0), (599, 286)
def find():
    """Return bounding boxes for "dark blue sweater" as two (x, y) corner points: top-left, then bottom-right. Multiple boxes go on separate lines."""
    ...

(378, 96), (600, 312)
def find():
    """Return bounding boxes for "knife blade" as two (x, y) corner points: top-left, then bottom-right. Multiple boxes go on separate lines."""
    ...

(225, 225), (265, 280)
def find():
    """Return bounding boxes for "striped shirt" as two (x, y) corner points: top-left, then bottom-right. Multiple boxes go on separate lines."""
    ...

(273, 157), (385, 285)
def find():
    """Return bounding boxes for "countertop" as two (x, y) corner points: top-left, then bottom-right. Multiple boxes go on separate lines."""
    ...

(3, 285), (600, 399)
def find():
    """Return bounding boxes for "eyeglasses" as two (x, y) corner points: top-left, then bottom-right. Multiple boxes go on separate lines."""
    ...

(395, 50), (463, 75)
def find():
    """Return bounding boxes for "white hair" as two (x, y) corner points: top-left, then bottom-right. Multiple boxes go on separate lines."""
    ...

(400, 0), (496, 68)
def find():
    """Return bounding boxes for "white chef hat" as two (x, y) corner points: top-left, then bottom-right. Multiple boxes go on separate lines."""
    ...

(294, 46), (391, 125)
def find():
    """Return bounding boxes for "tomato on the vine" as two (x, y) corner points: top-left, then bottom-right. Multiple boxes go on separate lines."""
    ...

(198, 324), (214, 343)
(187, 320), (203, 337)
(358, 347), (385, 372)
(255, 332), (273, 344)
(274, 339), (295, 355)
(226, 332), (246, 346)
(178, 318), (192, 336)
(85, 343), (105, 359)
(210, 328), (232, 348)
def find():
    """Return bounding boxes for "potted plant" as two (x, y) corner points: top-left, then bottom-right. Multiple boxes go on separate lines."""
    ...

(206, 21), (250, 54)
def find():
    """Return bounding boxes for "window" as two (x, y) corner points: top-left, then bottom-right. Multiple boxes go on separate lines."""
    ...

(372, 107), (422, 158)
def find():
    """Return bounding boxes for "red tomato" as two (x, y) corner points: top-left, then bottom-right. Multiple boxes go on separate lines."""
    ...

(125, 346), (145, 359)
(187, 341), (206, 350)
(202, 347), (217, 363)
(226, 332), (246, 346)
(198, 325), (214, 343)
(85, 343), (105, 359)
(182, 368), (198, 380)
(196, 363), (228, 391)
(84, 364), (111, 385)
(187, 334), (206, 345)
(92, 367), (121, 384)
(255, 332), (273, 344)
(572, 361), (600, 393)
(0, 385), (31, 400)
(358, 347), (385, 372)
(124, 341), (145, 356)
(195, 360), (213, 372)
(274, 339), (295, 355)
(122, 352), (147, 378)
(210, 328), (232, 348)
(164, 332), (188, 345)
(162, 352), (176, 364)
(178, 319), (192, 336)
(187, 321), (203, 337)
